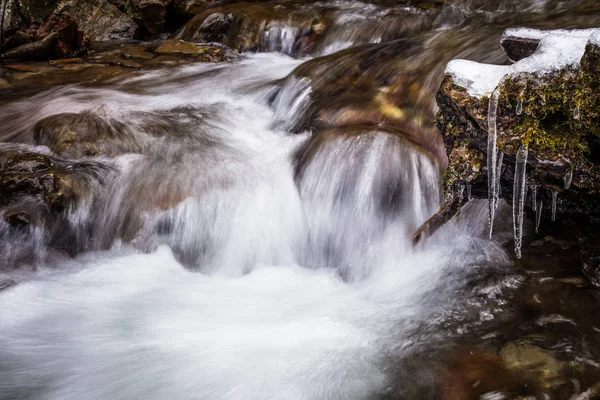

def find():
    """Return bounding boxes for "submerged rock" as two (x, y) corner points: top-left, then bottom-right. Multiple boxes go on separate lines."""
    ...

(56, 0), (139, 41)
(34, 112), (136, 158)
(278, 39), (447, 170)
(154, 39), (227, 61)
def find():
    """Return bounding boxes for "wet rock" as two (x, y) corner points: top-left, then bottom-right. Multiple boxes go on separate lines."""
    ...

(281, 40), (447, 170)
(4, 63), (136, 92)
(172, 0), (218, 16)
(175, 2), (328, 56)
(501, 35), (540, 62)
(119, 43), (155, 60)
(0, 151), (67, 211)
(56, 0), (139, 41)
(154, 39), (227, 61)
(436, 30), (600, 280)
(34, 112), (138, 158)
(127, 0), (171, 35)
(500, 342), (565, 389)
(2, 32), (58, 60)
(36, 12), (86, 58)
(48, 57), (84, 64)
(4, 209), (30, 227)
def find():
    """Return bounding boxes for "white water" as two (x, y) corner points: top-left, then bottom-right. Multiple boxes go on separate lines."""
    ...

(0, 53), (510, 399)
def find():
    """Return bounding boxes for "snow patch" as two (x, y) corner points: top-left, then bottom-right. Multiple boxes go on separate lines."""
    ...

(446, 28), (600, 98)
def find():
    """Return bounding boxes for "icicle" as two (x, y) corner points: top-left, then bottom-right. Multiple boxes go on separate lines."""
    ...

(536, 200), (543, 233)
(573, 105), (580, 120)
(458, 181), (465, 203)
(513, 144), (528, 259)
(467, 181), (472, 201)
(516, 98), (523, 115)
(531, 185), (538, 211)
(564, 168), (573, 190)
(494, 152), (504, 209)
(551, 191), (558, 221)
(487, 88), (500, 239)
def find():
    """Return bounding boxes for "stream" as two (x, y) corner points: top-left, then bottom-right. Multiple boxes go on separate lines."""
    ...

(1, 1), (600, 399)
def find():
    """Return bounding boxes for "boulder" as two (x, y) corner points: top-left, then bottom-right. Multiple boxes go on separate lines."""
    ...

(172, 0), (218, 16)
(126, 0), (171, 35)
(34, 112), (138, 158)
(36, 12), (86, 58)
(56, 0), (139, 41)
(277, 39), (447, 170)
(434, 27), (600, 281)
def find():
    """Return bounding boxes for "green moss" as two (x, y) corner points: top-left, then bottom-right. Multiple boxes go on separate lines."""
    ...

(498, 64), (600, 165)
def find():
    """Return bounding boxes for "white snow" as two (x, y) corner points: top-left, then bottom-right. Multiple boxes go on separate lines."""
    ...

(591, 30), (600, 46)
(446, 28), (600, 98)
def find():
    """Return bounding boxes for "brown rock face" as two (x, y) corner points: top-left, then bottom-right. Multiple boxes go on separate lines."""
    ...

(36, 12), (85, 58)
(56, 0), (139, 41)
(173, 0), (218, 16)
(127, 0), (171, 35)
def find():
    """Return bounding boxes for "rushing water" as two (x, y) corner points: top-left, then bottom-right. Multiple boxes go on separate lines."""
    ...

(1, 1), (600, 399)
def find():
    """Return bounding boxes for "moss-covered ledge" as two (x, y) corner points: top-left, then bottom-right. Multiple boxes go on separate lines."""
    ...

(434, 28), (600, 284)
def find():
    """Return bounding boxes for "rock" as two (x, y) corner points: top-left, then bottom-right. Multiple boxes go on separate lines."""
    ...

(35, 12), (86, 58)
(500, 342), (565, 390)
(48, 57), (84, 64)
(56, 0), (139, 41)
(174, 3), (328, 56)
(2, 32), (58, 60)
(172, 0), (218, 16)
(119, 43), (155, 60)
(436, 28), (600, 280)
(280, 39), (447, 170)
(13, 0), (61, 24)
(155, 38), (205, 54)
(0, 151), (67, 211)
(501, 35), (540, 62)
(4, 209), (30, 227)
(126, 0), (171, 35)
(0, 147), (113, 257)
(3, 63), (55, 72)
(154, 39), (227, 61)
(0, 0), (25, 33)
(33, 112), (138, 158)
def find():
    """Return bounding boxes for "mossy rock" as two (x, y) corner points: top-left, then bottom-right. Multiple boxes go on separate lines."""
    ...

(436, 40), (600, 195)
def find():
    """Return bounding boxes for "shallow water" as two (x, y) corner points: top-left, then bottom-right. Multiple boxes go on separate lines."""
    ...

(1, 0), (599, 399)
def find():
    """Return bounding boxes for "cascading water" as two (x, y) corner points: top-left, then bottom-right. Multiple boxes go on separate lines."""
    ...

(1, 0), (600, 398)
(0, 51), (508, 400)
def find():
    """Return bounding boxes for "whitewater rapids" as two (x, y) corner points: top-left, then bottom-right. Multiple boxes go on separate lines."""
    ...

(0, 53), (509, 400)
